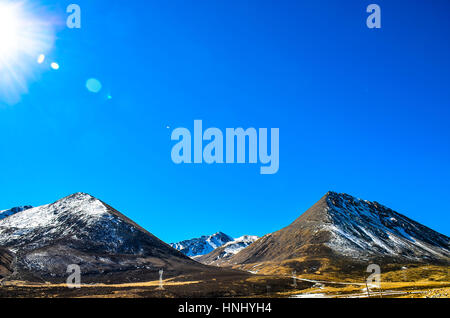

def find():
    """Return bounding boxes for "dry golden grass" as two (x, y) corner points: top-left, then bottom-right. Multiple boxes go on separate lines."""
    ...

(1, 263), (448, 298)
(381, 265), (449, 282)
(232, 261), (449, 298)
(271, 264), (450, 298)
(2, 278), (201, 289)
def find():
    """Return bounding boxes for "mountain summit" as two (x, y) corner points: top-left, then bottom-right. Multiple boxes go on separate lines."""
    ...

(197, 235), (259, 266)
(0, 193), (212, 283)
(171, 232), (234, 257)
(230, 192), (450, 268)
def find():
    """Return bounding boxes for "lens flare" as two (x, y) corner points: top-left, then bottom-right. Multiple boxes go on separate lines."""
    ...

(0, 1), (55, 105)
(50, 62), (59, 70)
(37, 54), (45, 64)
(86, 78), (102, 93)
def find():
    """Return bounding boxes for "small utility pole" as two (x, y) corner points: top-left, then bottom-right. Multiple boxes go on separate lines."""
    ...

(157, 269), (165, 290)
(365, 282), (370, 298)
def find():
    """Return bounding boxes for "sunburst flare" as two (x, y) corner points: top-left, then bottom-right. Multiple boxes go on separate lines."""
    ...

(0, 1), (55, 105)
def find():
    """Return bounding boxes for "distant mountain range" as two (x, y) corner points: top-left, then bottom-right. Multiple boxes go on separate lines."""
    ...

(196, 235), (259, 265)
(170, 232), (234, 257)
(170, 232), (259, 261)
(0, 206), (33, 221)
(0, 191), (448, 285)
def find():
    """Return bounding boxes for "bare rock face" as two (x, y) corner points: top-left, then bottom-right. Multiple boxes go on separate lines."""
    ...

(230, 192), (450, 267)
(0, 247), (14, 279)
(0, 193), (212, 283)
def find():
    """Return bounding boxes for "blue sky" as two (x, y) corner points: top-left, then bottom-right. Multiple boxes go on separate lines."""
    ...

(0, 0), (449, 242)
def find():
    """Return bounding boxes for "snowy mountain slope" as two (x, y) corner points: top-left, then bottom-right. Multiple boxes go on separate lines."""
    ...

(0, 193), (212, 283)
(197, 235), (259, 266)
(321, 192), (449, 261)
(230, 192), (450, 266)
(223, 236), (259, 255)
(170, 232), (234, 257)
(0, 206), (33, 221)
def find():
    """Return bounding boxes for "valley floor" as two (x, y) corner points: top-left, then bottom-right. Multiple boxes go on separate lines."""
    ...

(1, 265), (448, 298)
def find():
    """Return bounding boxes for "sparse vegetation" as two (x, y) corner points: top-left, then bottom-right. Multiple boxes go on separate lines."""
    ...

(1, 264), (448, 298)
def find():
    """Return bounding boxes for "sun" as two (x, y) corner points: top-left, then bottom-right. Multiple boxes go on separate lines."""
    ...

(0, 3), (21, 59)
(0, 1), (30, 70)
(0, 1), (54, 104)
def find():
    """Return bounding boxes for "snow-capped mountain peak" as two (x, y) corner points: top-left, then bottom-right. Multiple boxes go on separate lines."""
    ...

(196, 235), (259, 265)
(230, 191), (450, 266)
(0, 192), (202, 283)
(171, 232), (234, 257)
(323, 191), (450, 261)
(0, 193), (110, 245)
